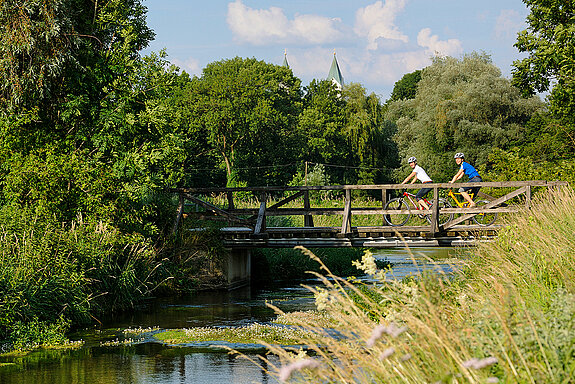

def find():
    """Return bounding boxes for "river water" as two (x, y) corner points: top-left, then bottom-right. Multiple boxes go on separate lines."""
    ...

(0, 247), (460, 384)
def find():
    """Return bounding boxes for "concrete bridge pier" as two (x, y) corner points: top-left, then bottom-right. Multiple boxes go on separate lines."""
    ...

(224, 248), (251, 289)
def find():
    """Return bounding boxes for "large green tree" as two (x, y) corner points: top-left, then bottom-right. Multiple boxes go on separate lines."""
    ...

(512, 0), (575, 159)
(387, 53), (544, 182)
(186, 57), (303, 186)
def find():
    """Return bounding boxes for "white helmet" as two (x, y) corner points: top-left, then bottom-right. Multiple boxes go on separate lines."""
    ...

(454, 152), (464, 159)
(407, 156), (417, 163)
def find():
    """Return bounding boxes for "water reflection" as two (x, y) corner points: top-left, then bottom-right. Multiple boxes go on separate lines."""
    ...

(0, 247), (460, 384)
(0, 344), (279, 384)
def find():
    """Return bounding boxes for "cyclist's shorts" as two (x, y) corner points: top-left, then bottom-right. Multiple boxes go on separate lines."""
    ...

(459, 176), (482, 194)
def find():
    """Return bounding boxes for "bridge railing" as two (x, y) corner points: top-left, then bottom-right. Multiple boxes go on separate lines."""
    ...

(170, 180), (567, 237)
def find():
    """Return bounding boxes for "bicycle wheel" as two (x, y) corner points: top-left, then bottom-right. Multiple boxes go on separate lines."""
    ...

(472, 200), (497, 226)
(425, 198), (454, 226)
(384, 198), (410, 226)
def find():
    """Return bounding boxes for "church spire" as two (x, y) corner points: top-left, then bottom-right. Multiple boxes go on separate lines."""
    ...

(327, 50), (344, 89)
(282, 49), (289, 68)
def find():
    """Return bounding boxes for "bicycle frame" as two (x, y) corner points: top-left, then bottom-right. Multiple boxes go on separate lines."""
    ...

(447, 189), (475, 208)
(401, 191), (432, 211)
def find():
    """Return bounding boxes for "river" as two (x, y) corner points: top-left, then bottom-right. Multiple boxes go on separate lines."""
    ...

(0, 247), (460, 384)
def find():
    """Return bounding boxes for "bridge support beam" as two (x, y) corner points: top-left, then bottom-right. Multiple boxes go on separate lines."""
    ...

(224, 248), (252, 289)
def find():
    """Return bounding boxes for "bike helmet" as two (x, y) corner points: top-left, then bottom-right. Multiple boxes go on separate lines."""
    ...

(407, 156), (417, 163)
(454, 152), (464, 159)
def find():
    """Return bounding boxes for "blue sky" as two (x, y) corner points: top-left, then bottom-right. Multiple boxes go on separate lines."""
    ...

(141, 0), (529, 100)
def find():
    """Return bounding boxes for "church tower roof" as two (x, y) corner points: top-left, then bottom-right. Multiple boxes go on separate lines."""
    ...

(327, 51), (344, 89)
(282, 49), (289, 68)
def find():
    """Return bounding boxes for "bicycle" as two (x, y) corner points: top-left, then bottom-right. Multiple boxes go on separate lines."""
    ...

(446, 189), (497, 226)
(383, 190), (452, 227)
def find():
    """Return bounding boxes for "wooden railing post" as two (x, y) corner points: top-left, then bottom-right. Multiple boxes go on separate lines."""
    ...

(341, 189), (352, 235)
(304, 190), (314, 227)
(381, 188), (387, 224)
(172, 193), (185, 235)
(430, 187), (439, 235)
(227, 191), (235, 210)
(253, 193), (267, 237)
(526, 185), (531, 209)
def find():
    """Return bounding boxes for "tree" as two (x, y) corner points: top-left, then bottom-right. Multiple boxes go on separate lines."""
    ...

(512, 0), (575, 158)
(387, 53), (544, 182)
(342, 83), (398, 184)
(388, 70), (422, 102)
(187, 57), (303, 186)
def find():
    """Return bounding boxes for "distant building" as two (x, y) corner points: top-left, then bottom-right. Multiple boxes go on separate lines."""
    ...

(280, 49), (345, 90)
(327, 51), (344, 90)
(282, 49), (289, 69)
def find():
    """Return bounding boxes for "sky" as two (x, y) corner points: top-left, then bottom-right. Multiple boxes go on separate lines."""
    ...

(141, 0), (530, 101)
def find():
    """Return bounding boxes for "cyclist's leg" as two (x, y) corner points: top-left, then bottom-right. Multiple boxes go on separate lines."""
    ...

(416, 186), (432, 209)
(458, 186), (475, 207)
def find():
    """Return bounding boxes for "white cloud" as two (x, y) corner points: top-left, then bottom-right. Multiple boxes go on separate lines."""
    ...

(227, 0), (345, 46)
(417, 28), (462, 56)
(494, 9), (523, 39)
(354, 0), (409, 50)
(172, 57), (201, 76)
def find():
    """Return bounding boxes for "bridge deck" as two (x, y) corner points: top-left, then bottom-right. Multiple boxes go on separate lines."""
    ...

(220, 225), (500, 248)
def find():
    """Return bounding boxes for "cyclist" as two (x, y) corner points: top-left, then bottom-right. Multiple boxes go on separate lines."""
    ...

(449, 152), (481, 208)
(401, 156), (432, 210)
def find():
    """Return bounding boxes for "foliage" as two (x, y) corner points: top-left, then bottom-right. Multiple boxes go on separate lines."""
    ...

(251, 247), (364, 284)
(512, 0), (575, 159)
(387, 53), (544, 182)
(297, 80), (398, 185)
(185, 57), (303, 186)
(0, 205), (161, 348)
(388, 70), (422, 102)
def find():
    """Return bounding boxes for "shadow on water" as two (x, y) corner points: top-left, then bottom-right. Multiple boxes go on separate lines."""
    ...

(0, 247), (463, 384)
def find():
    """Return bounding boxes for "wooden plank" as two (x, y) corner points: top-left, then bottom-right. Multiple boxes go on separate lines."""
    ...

(184, 193), (249, 224)
(248, 191), (304, 220)
(171, 193), (185, 235)
(430, 187), (439, 235)
(172, 180), (568, 194)
(341, 189), (352, 234)
(227, 191), (235, 210)
(254, 199), (267, 235)
(304, 191), (314, 227)
(442, 186), (527, 229)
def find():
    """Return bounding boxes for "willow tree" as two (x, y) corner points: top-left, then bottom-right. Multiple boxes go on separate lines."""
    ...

(387, 53), (544, 182)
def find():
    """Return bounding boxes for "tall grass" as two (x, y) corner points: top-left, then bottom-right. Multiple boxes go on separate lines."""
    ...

(0, 205), (162, 351)
(259, 186), (575, 383)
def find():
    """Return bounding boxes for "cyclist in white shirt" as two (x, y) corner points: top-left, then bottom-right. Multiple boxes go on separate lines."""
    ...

(401, 156), (432, 210)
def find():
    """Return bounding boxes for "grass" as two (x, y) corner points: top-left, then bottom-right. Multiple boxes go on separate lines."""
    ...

(245, 186), (575, 383)
(153, 323), (314, 346)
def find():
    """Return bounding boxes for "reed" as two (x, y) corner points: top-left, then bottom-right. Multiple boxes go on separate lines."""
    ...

(256, 186), (575, 383)
(0, 206), (161, 351)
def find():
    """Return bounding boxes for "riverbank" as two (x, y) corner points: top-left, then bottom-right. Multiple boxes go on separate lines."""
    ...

(260, 186), (575, 383)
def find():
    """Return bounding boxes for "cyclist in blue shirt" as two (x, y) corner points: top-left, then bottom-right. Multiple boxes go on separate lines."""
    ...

(449, 152), (481, 208)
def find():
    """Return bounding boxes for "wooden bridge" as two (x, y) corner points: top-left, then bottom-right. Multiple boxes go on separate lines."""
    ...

(171, 180), (566, 249)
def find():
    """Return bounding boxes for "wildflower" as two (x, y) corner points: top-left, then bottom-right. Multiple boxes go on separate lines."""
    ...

(366, 323), (408, 347)
(379, 347), (395, 360)
(314, 288), (330, 311)
(462, 357), (498, 369)
(278, 358), (320, 382)
(400, 353), (412, 361)
(352, 250), (378, 276)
